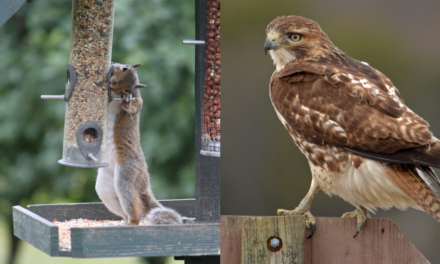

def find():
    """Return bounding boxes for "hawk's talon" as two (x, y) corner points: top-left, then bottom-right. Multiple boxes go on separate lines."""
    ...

(341, 206), (369, 237)
(277, 208), (316, 238)
(306, 220), (316, 238)
(353, 222), (363, 238)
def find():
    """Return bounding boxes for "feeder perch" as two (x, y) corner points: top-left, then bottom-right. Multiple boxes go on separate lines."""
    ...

(41, 0), (114, 168)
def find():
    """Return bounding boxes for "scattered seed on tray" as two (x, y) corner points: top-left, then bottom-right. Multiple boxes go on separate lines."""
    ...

(53, 217), (195, 251)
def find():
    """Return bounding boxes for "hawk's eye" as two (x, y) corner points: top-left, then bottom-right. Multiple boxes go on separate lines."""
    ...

(290, 34), (301, 42)
(122, 67), (128, 71)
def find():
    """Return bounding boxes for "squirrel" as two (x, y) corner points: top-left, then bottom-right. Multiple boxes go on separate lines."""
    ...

(95, 63), (183, 225)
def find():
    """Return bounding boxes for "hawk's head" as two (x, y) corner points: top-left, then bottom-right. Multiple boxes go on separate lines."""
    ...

(265, 16), (338, 69)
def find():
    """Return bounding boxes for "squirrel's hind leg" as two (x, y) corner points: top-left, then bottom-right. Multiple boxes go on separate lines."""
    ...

(114, 166), (143, 225)
(118, 187), (142, 225)
(125, 200), (142, 225)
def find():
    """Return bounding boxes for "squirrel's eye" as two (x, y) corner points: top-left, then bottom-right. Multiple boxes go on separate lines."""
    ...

(290, 34), (301, 42)
(122, 67), (128, 71)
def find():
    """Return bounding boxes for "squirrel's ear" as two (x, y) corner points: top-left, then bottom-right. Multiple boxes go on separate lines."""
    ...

(135, 84), (147, 89)
(132, 64), (142, 69)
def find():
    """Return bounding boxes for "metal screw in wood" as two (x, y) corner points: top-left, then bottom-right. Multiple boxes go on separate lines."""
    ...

(267, 237), (282, 252)
(270, 237), (280, 248)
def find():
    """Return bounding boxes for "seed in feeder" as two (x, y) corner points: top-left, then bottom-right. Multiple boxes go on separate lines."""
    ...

(201, 0), (221, 151)
(83, 128), (98, 143)
(63, 0), (114, 165)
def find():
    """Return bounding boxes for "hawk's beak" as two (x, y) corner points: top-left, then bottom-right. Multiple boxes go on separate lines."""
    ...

(264, 38), (277, 55)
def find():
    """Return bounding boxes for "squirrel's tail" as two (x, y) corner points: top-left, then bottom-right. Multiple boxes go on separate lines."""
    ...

(146, 206), (183, 224)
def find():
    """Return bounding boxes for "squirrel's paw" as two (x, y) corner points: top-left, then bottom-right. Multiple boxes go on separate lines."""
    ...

(147, 207), (183, 225)
(121, 96), (142, 114)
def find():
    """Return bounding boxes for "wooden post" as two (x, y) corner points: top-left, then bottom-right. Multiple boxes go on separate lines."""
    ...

(220, 216), (252, 264)
(242, 216), (305, 264)
(304, 218), (429, 264)
(220, 216), (430, 264)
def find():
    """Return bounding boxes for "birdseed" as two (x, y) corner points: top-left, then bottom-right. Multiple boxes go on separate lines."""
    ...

(53, 216), (195, 251)
(62, 0), (114, 163)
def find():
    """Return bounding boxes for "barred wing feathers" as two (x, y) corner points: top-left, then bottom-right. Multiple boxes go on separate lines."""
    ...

(270, 54), (440, 168)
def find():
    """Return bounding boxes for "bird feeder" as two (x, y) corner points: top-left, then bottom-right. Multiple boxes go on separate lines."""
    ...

(14, 1), (220, 263)
(183, 0), (221, 226)
(41, 0), (114, 168)
(200, 0), (220, 157)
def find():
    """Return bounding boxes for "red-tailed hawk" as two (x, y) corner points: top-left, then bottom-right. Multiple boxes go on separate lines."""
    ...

(265, 15), (440, 237)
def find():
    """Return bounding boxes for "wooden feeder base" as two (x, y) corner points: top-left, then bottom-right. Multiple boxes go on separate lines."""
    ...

(220, 215), (430, 264)
(13, 200), (220, 258)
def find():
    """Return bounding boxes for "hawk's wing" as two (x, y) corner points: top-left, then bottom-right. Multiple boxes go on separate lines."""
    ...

(270, 55), (440, 168)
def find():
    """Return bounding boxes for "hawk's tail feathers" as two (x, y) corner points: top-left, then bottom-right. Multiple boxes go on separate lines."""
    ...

(344, 141), (440, 171)
(386, 164), (440, 222)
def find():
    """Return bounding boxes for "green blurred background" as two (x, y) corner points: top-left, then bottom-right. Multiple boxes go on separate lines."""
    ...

(0, 0), (196, 263)
(221, 0), (440, 262)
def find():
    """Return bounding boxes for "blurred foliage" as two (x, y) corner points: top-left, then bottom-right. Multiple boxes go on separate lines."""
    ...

(0, 0), (195, 263)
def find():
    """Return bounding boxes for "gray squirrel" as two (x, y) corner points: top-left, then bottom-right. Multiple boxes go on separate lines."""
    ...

(95, 63), (183, 225)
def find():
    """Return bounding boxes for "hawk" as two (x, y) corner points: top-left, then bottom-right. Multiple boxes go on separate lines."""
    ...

(264, 15), (440, 237)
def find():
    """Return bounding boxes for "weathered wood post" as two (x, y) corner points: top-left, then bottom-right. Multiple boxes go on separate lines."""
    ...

(242, 216), (305, 264)
(221, 216), (431, 264)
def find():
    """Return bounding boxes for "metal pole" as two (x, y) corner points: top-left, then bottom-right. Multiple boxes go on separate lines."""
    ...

(41, 95), (65, 99)
(195, 0), (220, 223)
(183, 40), (206, 45)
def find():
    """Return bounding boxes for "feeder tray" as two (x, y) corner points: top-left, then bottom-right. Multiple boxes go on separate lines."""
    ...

(13, 200), (220, 258)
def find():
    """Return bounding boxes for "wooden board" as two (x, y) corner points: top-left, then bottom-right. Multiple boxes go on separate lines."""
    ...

(220, 216), (249, 264)
(241, 216), (305, 264)
(220, 216), (430, 264)
(304, 217), (430, 264)
(12, 206), (61, 256)
(13, 200), (219, 258)
(71, 222), (220, 258)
